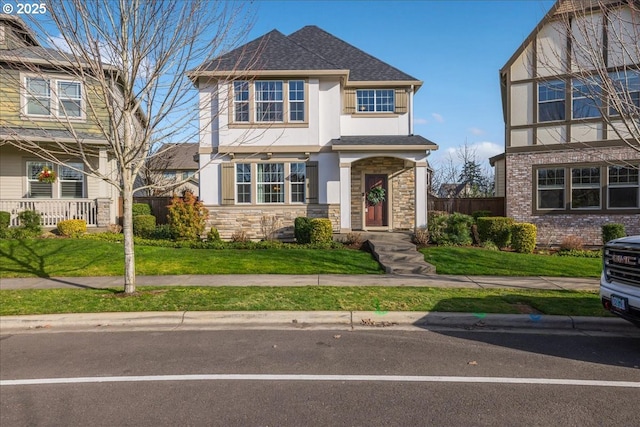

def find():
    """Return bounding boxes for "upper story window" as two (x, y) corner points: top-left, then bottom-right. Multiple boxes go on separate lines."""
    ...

(255, 81), (283, 122)
(572, 78), (601, 119)
(356, 89), (394, 113)
(538, 80), (565, 122)
(24, 75), (83, 119)
(289, 80), (305, 122)
(609, 70), (640, 116)
(232, 80), (305, 125)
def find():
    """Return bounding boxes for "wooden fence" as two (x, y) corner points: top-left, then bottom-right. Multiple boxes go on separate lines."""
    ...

(119, 197), (173, 224)
(428, 197), (505, 217)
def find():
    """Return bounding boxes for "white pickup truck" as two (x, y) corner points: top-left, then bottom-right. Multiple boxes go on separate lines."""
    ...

(600, 235), (640, 327)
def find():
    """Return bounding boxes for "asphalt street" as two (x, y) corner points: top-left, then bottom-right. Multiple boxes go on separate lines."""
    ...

(1, 328), (639, 426)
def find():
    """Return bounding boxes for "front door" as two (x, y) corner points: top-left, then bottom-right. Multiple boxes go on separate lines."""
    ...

(365, 174), (388, 227)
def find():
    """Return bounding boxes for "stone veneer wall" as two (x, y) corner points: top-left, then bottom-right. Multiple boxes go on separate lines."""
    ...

(206, 204), (340, 240)
(506, 147), (640, 245)
(350, 157), (415, 230)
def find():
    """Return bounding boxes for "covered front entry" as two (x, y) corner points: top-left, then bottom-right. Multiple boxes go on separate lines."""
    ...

(365, 174), (388, 227)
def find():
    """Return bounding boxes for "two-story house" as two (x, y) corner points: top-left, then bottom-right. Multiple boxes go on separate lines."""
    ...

(0, 15), (118, 227)
(498, 0), (639, 245)
(190, 26), (438, 239)
(141, 143), (199, 197)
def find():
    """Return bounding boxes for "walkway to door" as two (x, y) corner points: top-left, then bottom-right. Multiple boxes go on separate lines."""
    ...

(358, 232), (435, 276)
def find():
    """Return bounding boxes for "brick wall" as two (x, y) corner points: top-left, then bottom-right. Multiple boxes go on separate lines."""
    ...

(506, 146), (640, 245)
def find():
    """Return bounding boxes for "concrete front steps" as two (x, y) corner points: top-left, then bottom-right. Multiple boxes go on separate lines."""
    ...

(362, 232), (435, 275)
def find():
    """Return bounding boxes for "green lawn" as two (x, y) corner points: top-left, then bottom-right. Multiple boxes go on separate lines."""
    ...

(420, 246), (602, 277)
(0, 239), (383, 278)
(0, 286), (607, 317)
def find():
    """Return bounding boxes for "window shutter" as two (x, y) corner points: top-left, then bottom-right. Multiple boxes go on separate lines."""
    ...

(221, 163), (235, 205)
(395, 89), (408, 114)
(343, 88), (356, 114)
(306, 161), (318, 204)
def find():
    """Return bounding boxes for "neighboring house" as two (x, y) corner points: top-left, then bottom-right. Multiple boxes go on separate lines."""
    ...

(437, 183), (472, 199)
(142, 143), (199, 197)
(497, 0), (639, 245)
(489, 153), (505, 198)
(190, 26), (438, 239)
(0, 15), (118, 227)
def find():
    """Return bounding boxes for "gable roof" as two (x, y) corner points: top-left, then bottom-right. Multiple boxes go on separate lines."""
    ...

(193, 25), (421, 85)
(150, 143), (199, 171)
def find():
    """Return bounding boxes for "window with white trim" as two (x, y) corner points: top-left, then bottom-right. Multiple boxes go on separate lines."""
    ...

(255, 81), (283, 122)
(571, 167), (600, 209)
(572, 78), (601, 119)
(608, 165), (639, 208)
(257, 163), (284, 203)
(537, 168), (565, 209)
(24, 76), (83, 119)
(59, 163), (84, 198)
(289, 80), (305, 121)
(290, 163), (306, 203)
(236, 163), (251, 204)
(356, 89), (394, 112)
(538, 80), (565, 122)
(233, 81), (249, 122)
(27, 161), (53, 198)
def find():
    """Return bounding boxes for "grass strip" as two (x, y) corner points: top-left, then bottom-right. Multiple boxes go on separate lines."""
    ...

(0, 287), (608, 317)
(0, 239), (382, 278)
(420, 246), (601, 277)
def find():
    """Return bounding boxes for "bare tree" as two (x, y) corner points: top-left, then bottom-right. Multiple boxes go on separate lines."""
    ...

(1, 1), (253, 293)
(538, 0), (639, 152)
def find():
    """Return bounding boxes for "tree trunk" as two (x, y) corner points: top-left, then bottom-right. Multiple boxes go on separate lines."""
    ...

(122, 173), (136, 294)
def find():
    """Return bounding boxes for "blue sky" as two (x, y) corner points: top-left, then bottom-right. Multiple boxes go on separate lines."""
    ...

(248, 0), (556, 167)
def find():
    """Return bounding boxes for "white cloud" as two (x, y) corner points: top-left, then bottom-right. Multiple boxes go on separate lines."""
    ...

(469, 127), (485, 135)
(431, 113), (444, 123)
(414, 117), (428, 125)
(472, 141), (503, 162)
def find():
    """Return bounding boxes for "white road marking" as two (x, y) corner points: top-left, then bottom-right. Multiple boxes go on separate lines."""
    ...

(2, 374), (639, 388)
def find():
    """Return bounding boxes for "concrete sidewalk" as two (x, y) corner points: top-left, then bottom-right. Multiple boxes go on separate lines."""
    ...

(0, 274), (599, 291)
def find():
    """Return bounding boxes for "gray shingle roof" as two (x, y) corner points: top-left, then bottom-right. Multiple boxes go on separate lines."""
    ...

(199, 26), (418, 82)
(150, 143), (199, 171)
(331, 135), (437, 148)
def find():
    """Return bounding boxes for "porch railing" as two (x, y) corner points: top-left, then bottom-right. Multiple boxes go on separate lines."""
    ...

(0, 199), (98, 227)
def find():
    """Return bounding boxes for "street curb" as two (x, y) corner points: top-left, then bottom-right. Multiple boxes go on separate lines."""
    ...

(1, 311), (638, 334)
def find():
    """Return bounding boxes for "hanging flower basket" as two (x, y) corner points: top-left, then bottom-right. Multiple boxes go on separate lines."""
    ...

(37, 167), (57, 183)
(367, 186), (386, 205)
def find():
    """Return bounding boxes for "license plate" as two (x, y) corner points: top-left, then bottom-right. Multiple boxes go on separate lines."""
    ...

(611, 294), (628, 312)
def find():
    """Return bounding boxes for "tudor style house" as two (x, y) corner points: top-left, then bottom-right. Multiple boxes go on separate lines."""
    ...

(0, 15), (118, 227)
(498, 0), (639, 245)
(190, 26), (438, 239)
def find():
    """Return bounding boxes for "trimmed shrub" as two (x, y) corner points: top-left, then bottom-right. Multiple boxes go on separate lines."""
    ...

(57, 219), (87, 238)
(476, 217), (514, 248)
(207, 227), (221, 242)
(133, 214), (156, 237)
(167, 191), (209, 241)
(511, 223), (537, 254)
(560, 235), (584, 252)
(602, 223), (626, 244)
(0, 211), (10, 229)
(427, 211), (449, 245)
(445, 213), (474, 246)
(132, 203), (152, 216)
(472, 210), (492, 221)
(18, 210), (42, 236)
(294, 217), (313, 244)
(309, 218), (333, 244)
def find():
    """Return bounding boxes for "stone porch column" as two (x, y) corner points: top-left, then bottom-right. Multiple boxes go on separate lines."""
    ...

(339, 163), (351, 231)
(415, 162), (427, 229)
